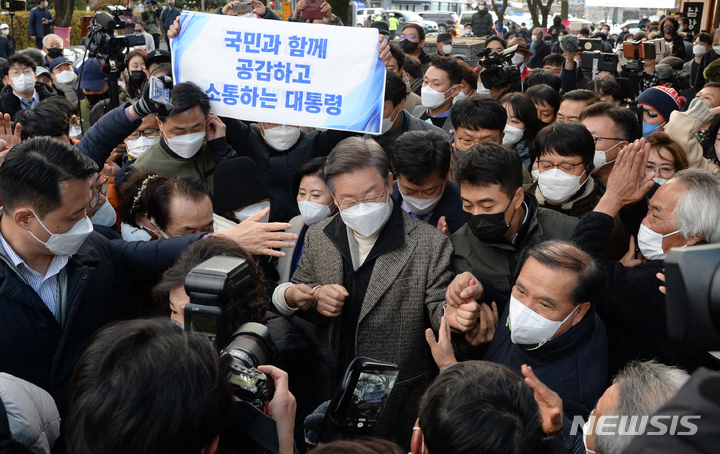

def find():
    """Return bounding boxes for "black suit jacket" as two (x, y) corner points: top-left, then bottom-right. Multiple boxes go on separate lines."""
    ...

(391, 180), (465, 234)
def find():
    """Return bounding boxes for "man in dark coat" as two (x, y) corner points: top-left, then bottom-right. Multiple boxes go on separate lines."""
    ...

(471, 1), (494, 37)
(390, 130), (464, 235)
(571, 140), (720, 377)
(28, 0), (54, 49)
(529, 29), (551, 68)
(0, 54), (56, 120)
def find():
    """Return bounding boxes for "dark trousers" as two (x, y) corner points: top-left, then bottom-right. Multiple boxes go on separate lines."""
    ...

(152, 33), (161, 50)
(36, 37), (43, 49)
(164, 32), (170, 50)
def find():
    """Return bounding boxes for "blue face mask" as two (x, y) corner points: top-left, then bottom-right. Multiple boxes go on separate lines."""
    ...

(643, 122), (660, 137)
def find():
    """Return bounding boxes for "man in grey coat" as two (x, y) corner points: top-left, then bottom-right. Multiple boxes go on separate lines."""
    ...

(272, 137), (456, 448)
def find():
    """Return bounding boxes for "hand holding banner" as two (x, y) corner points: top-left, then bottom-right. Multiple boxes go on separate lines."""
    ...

(171, 12), (386, 134)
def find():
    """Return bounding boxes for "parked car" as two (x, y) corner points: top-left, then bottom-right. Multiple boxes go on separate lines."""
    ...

(384, 10), (439, 36)
(417, 11), (460, 34)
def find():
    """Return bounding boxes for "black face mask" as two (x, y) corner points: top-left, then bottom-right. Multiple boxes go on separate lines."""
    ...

(131, 70), (147, 84)
(85, 92), (106, 106)
(47, 47), (63, 59)
(464, 198), (515, 242)
(538, 120), (552, 129)
(401, 39), (419, 54)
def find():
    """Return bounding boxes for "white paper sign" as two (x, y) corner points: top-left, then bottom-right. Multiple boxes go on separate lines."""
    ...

(171, 11), (386, 134)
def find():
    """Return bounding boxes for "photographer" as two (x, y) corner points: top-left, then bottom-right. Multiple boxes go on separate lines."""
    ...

(154, 237), (319, 452)
(67, 318), (296, 454)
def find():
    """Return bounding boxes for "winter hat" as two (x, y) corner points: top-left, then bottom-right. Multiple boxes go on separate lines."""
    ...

(213, 157), (271, 214)
(654, 64), (674, 82)
(637, 86), (686, 123)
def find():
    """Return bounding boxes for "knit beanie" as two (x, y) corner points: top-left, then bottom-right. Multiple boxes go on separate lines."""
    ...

(637, 86), (686, 123)
(213, 157), (271, 214)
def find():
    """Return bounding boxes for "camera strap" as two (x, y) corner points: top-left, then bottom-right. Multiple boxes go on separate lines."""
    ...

(224, 401), (280, 454)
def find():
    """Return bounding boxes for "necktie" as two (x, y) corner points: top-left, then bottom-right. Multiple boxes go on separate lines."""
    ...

(20, 98), (32, 110)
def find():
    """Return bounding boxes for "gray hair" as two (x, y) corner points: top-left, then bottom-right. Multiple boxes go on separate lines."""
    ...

(593, 360), (690, 454)
(672, 169), (720, 244)
(323, 137), (389, 194)
(42, 34), (62, 47)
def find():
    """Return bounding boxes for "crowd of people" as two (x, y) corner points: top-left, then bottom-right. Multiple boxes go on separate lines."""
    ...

(0, 2), (718, 454)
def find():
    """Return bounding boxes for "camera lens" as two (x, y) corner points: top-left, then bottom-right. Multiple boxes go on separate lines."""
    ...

(221, 322), (275, 368)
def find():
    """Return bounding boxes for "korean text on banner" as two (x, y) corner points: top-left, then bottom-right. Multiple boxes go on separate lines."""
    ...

(171, 11), (386, 134)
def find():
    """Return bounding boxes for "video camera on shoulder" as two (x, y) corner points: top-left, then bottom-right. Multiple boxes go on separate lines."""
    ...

(86, 11), (147, 61)
(323, 357), (399, 436)
(623, 40), (656, 60)
(579, 38), (603, 52)
(581, 51), (619, 75)
(184, 256), (277, 409)
(476, 44), (521, 89)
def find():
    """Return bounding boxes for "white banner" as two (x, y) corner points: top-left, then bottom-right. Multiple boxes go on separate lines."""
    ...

(585, 0), (676, 8)
(171, 11), (386, 134)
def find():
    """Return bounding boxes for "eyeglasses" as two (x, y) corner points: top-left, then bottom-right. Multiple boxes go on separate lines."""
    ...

(399, 34), (416, 40)
(592, 136), (623, 145)
(643, 109), (659, 118)
(89, 177), (109, 209)
(8, 67), (34, 77)
(127, 127), (161, 140)
(336, 185), (387, 210)
(646, 164), (676, 178)
(537, 160), (586, 173)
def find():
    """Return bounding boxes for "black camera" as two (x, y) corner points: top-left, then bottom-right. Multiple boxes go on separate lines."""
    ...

(476, 44), (521, 89)
(184, 256), (276, 407)
(221, 322), (277, 408)
(1, 0), (24, 11)
(581, 51), (618, 75)
(86, 11), (146, 63)
(665, 244), (720, 351)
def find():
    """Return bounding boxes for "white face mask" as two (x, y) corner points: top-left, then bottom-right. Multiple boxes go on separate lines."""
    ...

(1, 29), (8, 36)
(511, 53), (525, 65)
(531, 169), (540, 181)
(400, 185), (444, 215)
(340, 196), (391, 237)
(91, 200), (117, 227)
(453, 91), (468, 105)
(442, 44), (452, 55)
(262, 124), (301, 151)
(11, 74), (35, 94)
(477, 82), (490, 96)
(478, 5), (485, 10)
(694, 44), (708, 57)
(55, 70), (75, 85)
(165, 131), (205, 159)
(119, 81), (127, 90)
(121, 222), (153, 242)
(126, 135), (160, 159)
(537, 167), (588, 204)
(421, 85), (455, 109)
(235, 201), (271, 223)
(69, 125), (83, 139)
(298, 200), (332, 225)
(653, 177), (668, 185)
(508, 295), (579, 346)
(637, 223), (680, 260)
(591, 141), (621, 174)
(464, 29), (472, 36)
(381, 105), (401, 134)
(713, 45), (720, 55)
(531, 35), (538, 42)
(502, 124), (524, 146)
(29, 210), (93, 256)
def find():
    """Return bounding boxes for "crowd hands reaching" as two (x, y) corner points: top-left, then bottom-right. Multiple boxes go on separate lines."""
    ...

(0, 4), (719, 454)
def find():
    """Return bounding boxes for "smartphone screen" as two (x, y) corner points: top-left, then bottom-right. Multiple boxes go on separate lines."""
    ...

(346, 368), (399, 430)
(233, 2), (254, 14)
(149, 76), (171, 105)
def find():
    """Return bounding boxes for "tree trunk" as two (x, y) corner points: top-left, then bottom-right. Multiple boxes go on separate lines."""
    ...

(527, 0), (553, 28)
(491, 0), (508, 27)
(561, 0), (568, 20)
(54, 0), (76, 27)
(327, 0), (349, 26)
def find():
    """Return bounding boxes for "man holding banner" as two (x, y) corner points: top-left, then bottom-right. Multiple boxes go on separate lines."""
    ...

(167, 12), (391, 222)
